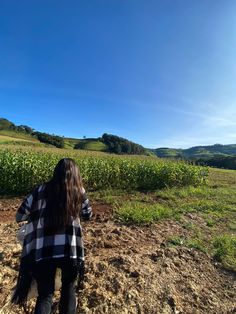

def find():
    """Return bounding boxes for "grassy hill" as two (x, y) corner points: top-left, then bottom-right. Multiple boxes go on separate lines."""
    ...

(0, 128), (43, 147)
(0, 119), (38, 141)
(0, 130), (38, 141)
(71, 138), (107, 151)
(63, 137), (108, 151)
(151, 147), (183, 158)
(0, 118), (149, 155)
(153, 144), (236, 159)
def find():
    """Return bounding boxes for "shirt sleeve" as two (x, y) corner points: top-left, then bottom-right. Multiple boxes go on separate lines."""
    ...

(81, 187), (93, 220)
(16, 192), (34, 223)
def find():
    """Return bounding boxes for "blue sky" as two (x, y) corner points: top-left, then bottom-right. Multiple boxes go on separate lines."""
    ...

(1, 0), (236, 148)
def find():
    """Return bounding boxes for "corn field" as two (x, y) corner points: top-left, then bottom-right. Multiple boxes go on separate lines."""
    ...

(0, 147), (209, 195)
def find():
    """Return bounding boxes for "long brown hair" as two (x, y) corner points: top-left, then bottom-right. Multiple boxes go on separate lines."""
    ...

(44, 158), (84, 232)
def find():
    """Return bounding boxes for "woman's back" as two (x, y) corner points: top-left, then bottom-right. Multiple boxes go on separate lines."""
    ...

(13, 158), (92, 313)
(16, 183), (92, 263)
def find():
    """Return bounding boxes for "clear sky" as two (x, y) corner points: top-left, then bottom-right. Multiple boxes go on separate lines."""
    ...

(1, 0), (236, 148)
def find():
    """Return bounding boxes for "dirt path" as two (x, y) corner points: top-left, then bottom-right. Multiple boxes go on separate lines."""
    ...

(0, 198), (235, 314)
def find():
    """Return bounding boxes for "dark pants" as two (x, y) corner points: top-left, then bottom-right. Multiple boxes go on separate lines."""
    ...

(33, 259), (78, 314)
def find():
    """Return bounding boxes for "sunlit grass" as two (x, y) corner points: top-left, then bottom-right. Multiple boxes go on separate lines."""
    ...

(115, 202), (173, 224)
(113, 168), (236, 272)
(213, 235), (236, 271)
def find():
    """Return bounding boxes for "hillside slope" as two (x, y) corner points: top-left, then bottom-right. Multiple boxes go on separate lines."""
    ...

(153, 144), (236, 159)
(0, 118), (41, 145)
(0, 130), (41, 145)
(0, 118), (150, 155)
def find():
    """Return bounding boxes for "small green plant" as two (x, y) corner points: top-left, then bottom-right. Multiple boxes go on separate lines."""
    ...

(166, 236), (184, 246)
(213, 235), (236, 271)
(205, 218), (215, 227)
(228, 222), (236, 231)
(186, 238), (207, 252)
(183, 222), (195, 230)
(167, 232), (207, 252)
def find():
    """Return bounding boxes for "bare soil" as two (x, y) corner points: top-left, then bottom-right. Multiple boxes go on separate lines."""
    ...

(0, 198), (235, 314)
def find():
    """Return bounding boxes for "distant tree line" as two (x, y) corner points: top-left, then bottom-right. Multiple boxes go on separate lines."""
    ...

(101, 133), (146, 155)
(196, 156), (236, 170)
(33, 132), (64, 148)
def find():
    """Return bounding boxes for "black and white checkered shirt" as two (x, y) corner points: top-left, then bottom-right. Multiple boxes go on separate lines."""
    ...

(16, 184), (92, 263)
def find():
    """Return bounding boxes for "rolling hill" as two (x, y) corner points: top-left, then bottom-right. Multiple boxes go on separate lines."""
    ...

(0, 118), (149, 155)
(1, 118), (236, 162)
(152, 144), (236, 159)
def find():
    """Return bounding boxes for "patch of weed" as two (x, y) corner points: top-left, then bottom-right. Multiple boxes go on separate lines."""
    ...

(115, 201), (173, 225)
(228, 223), (236, 232)
(186, 238), (207, 253)
(213, 234), (236, 272)
(205, 218), (215, 227)
(166, 235), (184, 246)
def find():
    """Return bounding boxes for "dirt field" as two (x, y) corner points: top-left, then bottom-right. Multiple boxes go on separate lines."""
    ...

(0, 198), (235, 314)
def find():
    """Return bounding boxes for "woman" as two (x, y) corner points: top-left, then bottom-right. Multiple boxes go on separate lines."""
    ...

(12, 158), (92, 314)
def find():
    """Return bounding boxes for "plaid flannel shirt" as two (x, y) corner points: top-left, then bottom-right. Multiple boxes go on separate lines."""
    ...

(16, 184), (92, 263)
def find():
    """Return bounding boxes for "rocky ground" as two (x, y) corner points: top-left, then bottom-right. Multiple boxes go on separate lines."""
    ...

(0, 198), (235, 314)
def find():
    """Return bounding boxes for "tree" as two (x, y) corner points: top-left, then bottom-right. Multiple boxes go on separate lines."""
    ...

(101, 133), (146, 155)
